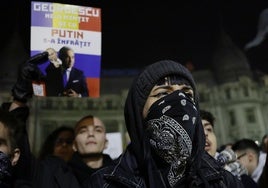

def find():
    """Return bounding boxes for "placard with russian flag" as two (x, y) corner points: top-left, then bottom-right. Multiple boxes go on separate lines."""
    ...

(30, 1), (101, 98)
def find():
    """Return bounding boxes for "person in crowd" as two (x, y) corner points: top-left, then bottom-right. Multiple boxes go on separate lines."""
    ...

(68, 114), (114, 186)
(253, 134), (268, 183)
(86, 60), (244, 187)
(1, 51), (112, 187)
(260, 134), (268, 154)
(45, 46), (89, 97)
(258, 138), (268, 188)
(0, 51), (51, 187)
(38, 126), (75, 162)
(1, 52), (81, 188)
(0, 109), (25, 187)
(232, 138), (261, 183)
(199, 109), (218, 158)
(200, 109), (259, 188)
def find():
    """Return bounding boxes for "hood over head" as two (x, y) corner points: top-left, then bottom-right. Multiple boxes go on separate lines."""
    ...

(124, 60), (206, 186)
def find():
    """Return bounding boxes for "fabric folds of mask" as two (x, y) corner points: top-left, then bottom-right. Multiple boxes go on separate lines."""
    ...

(144, 90), (199, 186)
(145, 89), (198, 144)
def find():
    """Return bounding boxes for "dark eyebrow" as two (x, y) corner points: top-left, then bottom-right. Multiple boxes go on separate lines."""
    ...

(203, 122), (212, 127)
(152, 85), (173, 91)
(181, 84), (193, 90)
(76, 125), (87, 131)
(153, 84), (193, 91)
(0, 138), (7, 144)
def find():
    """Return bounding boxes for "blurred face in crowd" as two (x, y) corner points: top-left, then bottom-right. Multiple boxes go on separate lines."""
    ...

(73, 116), (107, 155)
(53, 130), (74, 162)
(235, 149), (258, 175)
(202, 119), (217, 157)
(0, 122), (20, 166)
(0, 122), (12, 155)
(262, 135), (268, 152)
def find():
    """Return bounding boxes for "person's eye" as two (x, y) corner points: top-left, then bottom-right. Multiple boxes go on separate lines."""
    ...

(0, 140), (7, 147)
(206, 128), (213, 132)
(150, 91), (169, 98)
(95, 127), (104, 133)
(183, 90), (194, 101)
(78, 128), (86, 134)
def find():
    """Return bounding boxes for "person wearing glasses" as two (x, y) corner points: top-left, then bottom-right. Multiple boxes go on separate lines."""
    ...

(232, 138), (261, 185)
(38, 126), (75, 162)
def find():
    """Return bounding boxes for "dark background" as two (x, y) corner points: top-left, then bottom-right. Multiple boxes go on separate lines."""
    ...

(1, 0), (268, 75)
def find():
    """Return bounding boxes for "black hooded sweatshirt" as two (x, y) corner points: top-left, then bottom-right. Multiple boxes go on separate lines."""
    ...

(85, 60), (244, 188)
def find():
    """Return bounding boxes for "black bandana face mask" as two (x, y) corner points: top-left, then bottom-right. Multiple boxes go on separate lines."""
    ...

(144, 90), (198, 187)
(0, 151), (12, 185)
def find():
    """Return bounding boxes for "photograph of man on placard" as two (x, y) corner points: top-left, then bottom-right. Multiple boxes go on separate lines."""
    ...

(30, 1), (101, 98)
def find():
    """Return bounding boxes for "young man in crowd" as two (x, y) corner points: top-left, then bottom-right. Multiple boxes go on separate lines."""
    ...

(68, 115), (114, 186)
(0, 109), (24, 187)
(200, 109), (259, 188)
(232, 138), (261, 184)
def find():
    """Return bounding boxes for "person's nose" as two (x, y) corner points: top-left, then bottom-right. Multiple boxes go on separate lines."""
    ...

(204, 129), (208, 136)
(87, 128), (94, 137)
(62, 142), (67, 146)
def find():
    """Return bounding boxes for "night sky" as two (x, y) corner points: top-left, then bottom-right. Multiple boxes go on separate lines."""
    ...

(1, 0), (268, 74)
(100, 1), (268, 72)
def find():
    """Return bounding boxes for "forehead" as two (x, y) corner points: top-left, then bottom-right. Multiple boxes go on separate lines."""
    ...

(201, 119), (214, 129)
(58, 130), (74, 138)
(202, 119), (211, 125)
(75, 117), (105, 130)
(156, 75), (191, 87)
(67, 50), (74, 56)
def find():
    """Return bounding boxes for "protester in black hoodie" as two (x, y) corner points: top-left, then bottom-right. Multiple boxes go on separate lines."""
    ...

(86, 60), (244, 188)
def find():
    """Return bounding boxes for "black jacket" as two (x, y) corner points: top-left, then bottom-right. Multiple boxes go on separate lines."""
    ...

(240, 174), (259, 188)
(68, 152), (114, 186)
(1, 103), (33, 188)
(32, 156), (81, 188)
(1, 103), (81, 188)
(86, 146), (244, 188)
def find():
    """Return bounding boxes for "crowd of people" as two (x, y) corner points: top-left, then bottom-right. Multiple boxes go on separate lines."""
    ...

(200, 109), (259, 188)
(1, 52), (268, 188)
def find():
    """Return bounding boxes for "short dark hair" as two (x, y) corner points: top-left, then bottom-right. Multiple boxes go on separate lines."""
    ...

(232, 138), (260, 157)
(0, 109), (24, 151)
(199, 109), (215, 127)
